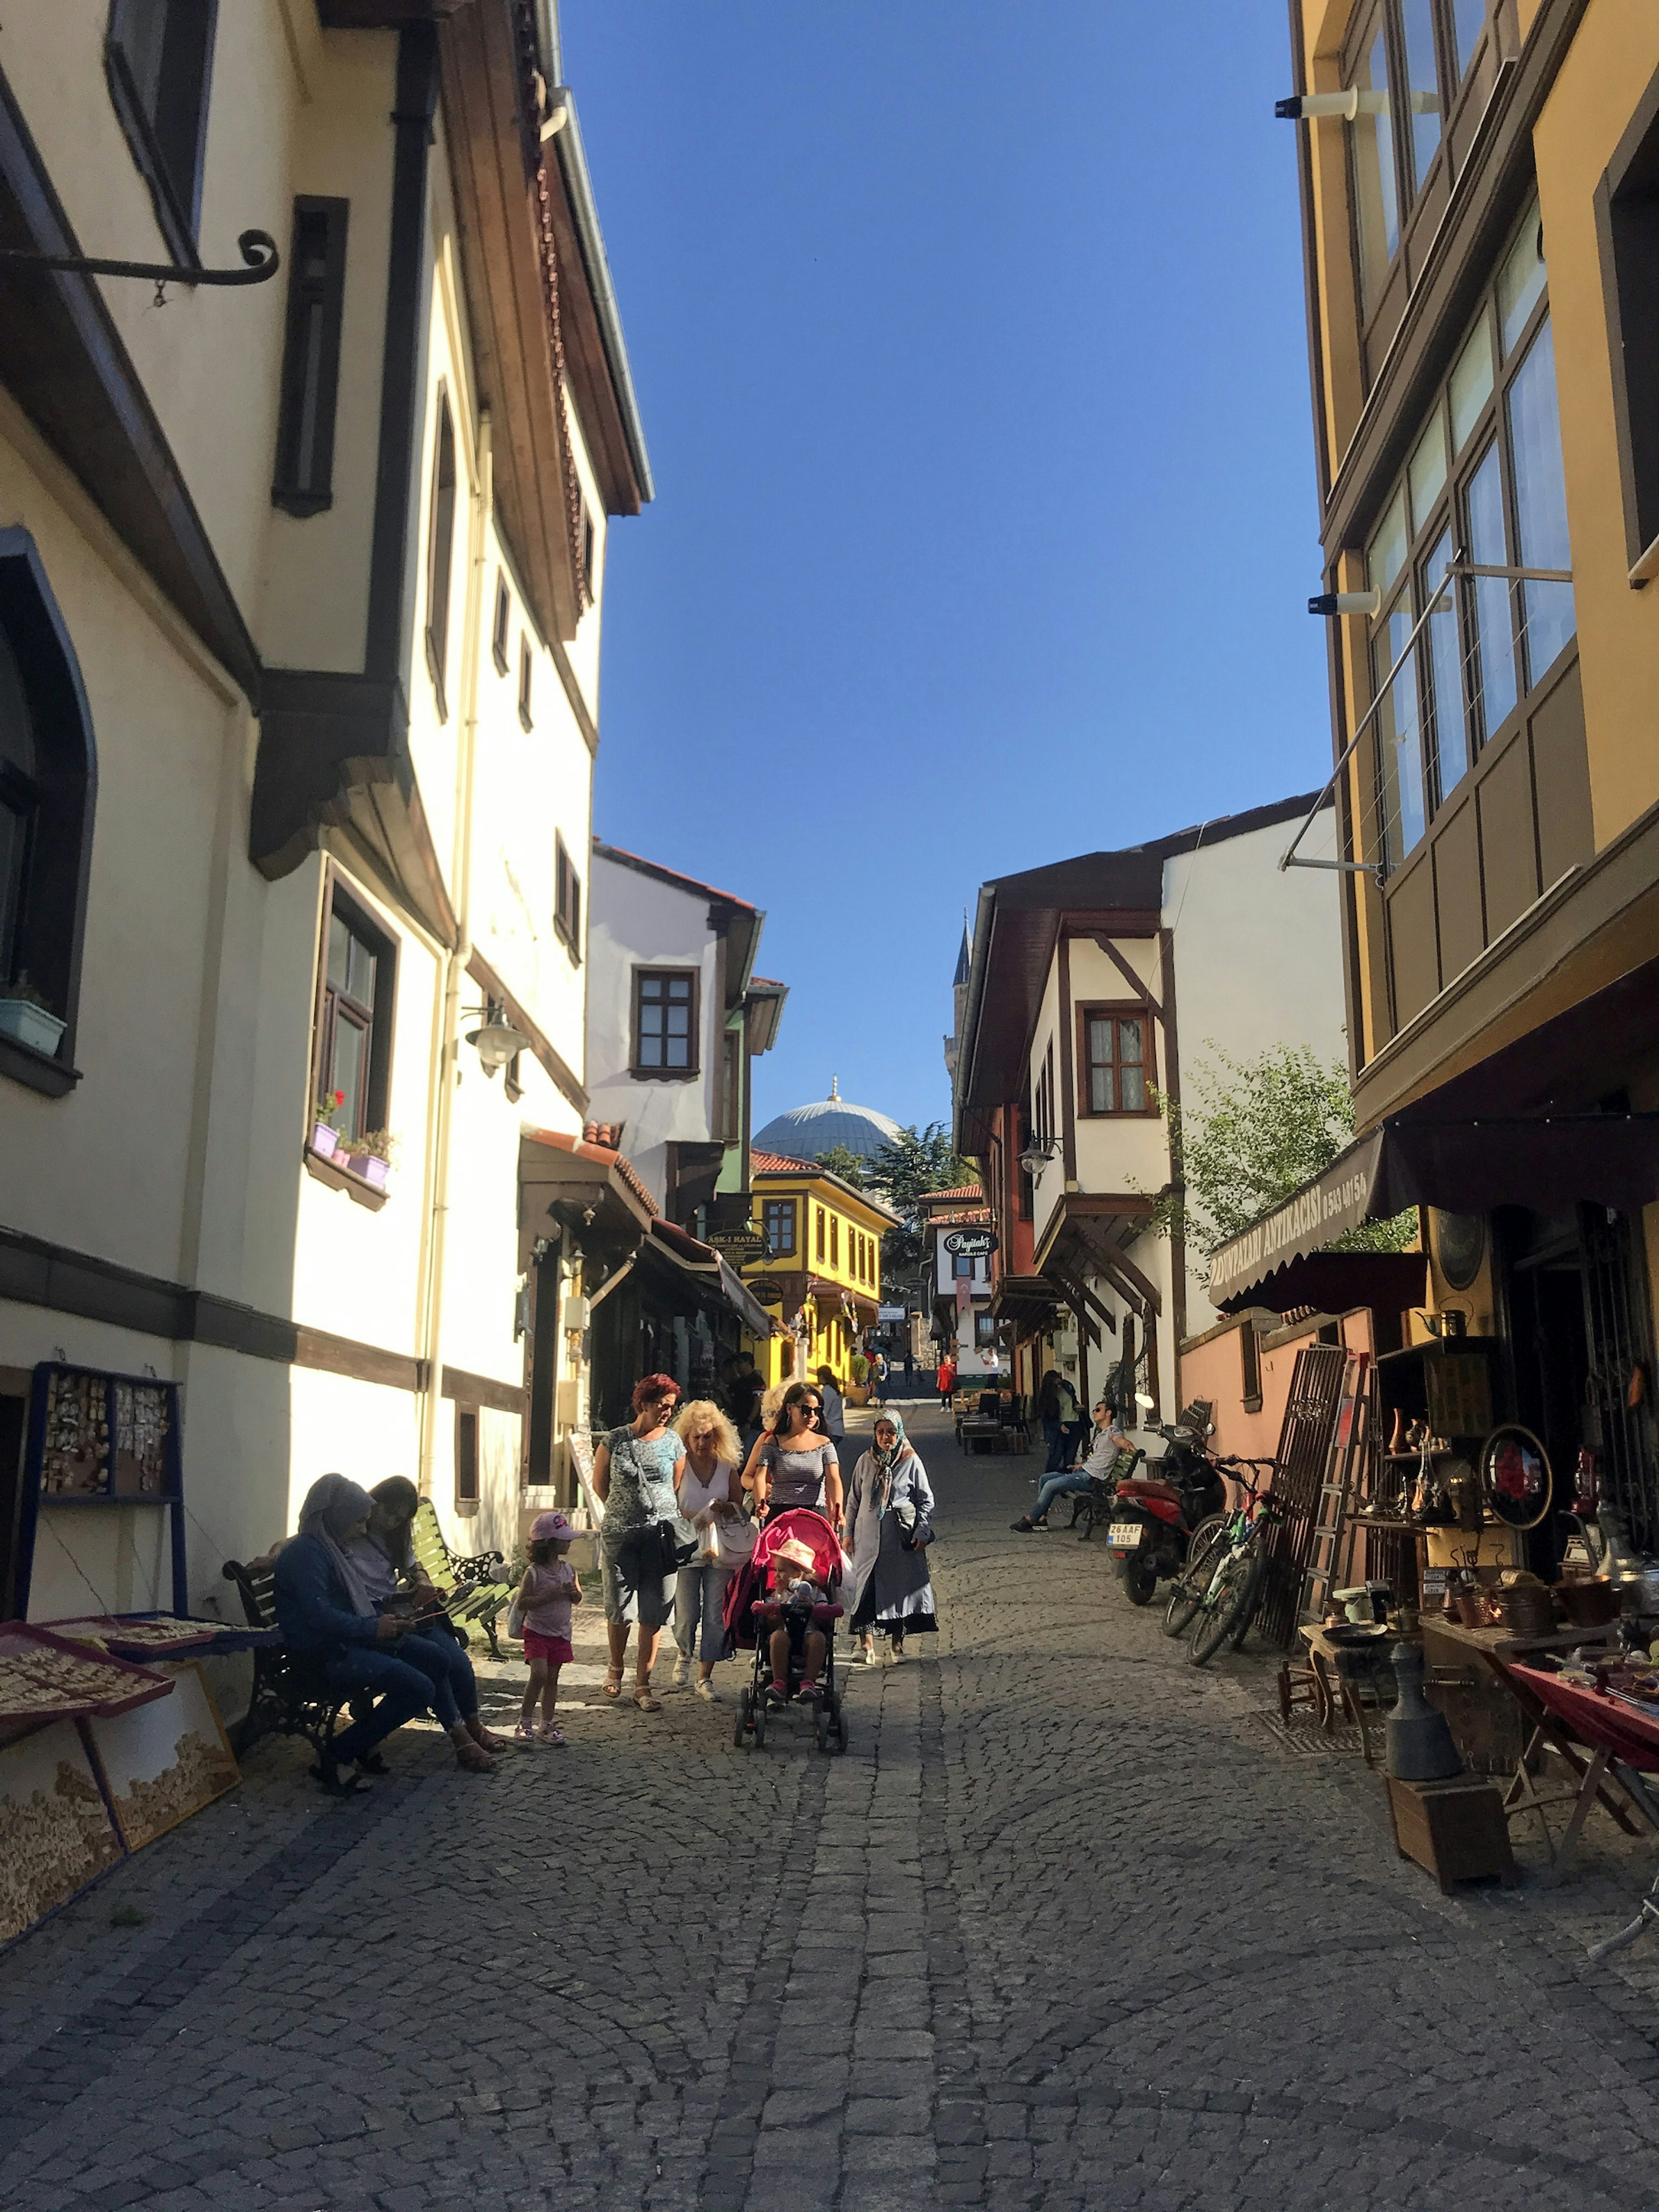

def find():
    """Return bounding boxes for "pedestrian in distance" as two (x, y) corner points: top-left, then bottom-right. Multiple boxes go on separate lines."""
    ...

(815, 1363), (852, 1492)
(512, 1510), (582, 1742)
(847, 1413), (937, 1663)
(868, 1347), (887, 1406)
(937, 1352), (957, 1410)
(1012, 1397), (1132, 1532)
(1036, 1369), (1083, 1473)
(670, 1399), (750, 1701)
(593, 1374), (686, 1712)
(742, 1379), (844, 1532)
(721, 1351), (764, 1455)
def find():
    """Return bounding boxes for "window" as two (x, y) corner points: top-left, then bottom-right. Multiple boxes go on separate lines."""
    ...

(492, 573), (511, 675)
(425, 394), (457, 719)
(518, 636), (534, 731)
(0, 531), (97, 1096)
(315, 877), (395, 1145)
(1240, 1323), (1262, 1409)
(975, 1314), (998, 1347)
(830, 1215), (839, 1270)
(271, 197), (348, 517)
(720, 1029), (740, 1144)
(578, 493), (596, 603)
(455, 1407), (479, 1509)
(1079, 1009), (1149, 1115)
(953, 1253), (973, 1280)
(816, 1206), (826, 1262)
(1033, 1039), (1056, 1153)
(632, 968), (698, 1076)
(554, 833), (581, 962)
(1598, 83), (1659, 570)
(1359, 199), (1572, 874)
(105, 0), (219, 265)
(763, 1198), (796, 1257)
(1343, 2), (1491, 324)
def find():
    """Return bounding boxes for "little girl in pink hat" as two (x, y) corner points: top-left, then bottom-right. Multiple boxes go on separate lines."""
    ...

(515, 1511), (582, 1744)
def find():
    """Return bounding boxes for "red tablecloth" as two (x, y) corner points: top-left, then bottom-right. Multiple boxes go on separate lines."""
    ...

(1507, 1662), (1659, 1772)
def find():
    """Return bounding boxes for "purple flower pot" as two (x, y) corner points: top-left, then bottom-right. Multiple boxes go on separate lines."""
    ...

(362, 1157), (391, 1190)
(311, 1124), (338, 1160)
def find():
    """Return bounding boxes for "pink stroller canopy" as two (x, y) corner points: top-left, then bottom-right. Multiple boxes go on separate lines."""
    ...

(753, 1508), (849, 1586)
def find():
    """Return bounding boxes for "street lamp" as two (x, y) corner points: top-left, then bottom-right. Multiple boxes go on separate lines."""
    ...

(1017, 1142), (1057, 1177)
(464, 999), (530, 1078)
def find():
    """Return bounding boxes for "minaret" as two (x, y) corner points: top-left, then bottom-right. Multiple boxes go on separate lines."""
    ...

(944, 912), (972, 1082)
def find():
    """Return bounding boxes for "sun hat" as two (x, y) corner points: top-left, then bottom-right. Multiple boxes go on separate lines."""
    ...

(530, 1510), (577, 1543)
(772, 1535), (817, 1570)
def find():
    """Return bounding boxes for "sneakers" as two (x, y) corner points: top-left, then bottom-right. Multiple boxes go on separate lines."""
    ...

(671, 1653), (692, 1689)
(859, 1643), (880, 1667)
(694, 1679), (720, 1703)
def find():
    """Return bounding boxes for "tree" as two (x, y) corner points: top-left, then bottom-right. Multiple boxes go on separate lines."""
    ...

(1150, 1044), (1414, 1263)
(811, 1144), (867, 1190)
(866, 1122), (977, 1288)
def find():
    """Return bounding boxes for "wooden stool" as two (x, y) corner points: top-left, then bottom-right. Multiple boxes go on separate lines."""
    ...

(1385, 1772), (1519, 1893)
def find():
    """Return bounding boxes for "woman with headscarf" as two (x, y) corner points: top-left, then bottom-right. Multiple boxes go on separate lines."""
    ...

(845, 1413), (938, 1665)
(271, 1473), (498, 1790)
(340, 1477), (521, 1758)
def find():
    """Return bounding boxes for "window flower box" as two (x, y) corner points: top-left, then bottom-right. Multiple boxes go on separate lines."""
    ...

(0, 997), (66, 1055)
(310, 1123), (339, 1160)
(345, 1154), (391, 1190)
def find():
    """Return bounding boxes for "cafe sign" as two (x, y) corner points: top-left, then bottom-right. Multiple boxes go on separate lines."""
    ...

(944, 1228), (998, 1258)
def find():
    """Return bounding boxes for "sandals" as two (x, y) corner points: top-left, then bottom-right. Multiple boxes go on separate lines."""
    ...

(513, 1721), (541, 1744)
(632, 1688), (661, 1713)
(536, 1723), (567, 1745)
(454, 1739), (498, 1773)
(603, 1667), (623, 1698)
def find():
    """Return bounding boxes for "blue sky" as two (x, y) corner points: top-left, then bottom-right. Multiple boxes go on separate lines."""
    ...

(566, 2), (1331, 1139)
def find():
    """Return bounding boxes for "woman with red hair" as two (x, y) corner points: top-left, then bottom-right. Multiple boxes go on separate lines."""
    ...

(593, 1374), (686, 1710)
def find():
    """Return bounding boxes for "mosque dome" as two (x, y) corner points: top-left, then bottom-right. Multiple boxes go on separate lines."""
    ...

(753, 1077), (903, 1165)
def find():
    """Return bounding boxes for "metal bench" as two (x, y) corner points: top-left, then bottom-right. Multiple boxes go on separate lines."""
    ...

(409, 1499), (516, 1659)
(1068, 1446), (1144, 1539)
(220, 1555), (346, 1759)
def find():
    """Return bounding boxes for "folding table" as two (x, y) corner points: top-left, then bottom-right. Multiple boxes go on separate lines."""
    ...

(1489, 1658), (1659, 1887)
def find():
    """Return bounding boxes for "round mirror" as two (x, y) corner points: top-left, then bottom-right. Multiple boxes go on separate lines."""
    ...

(1435, 1211), (1486, 1293)
(1480, 1423), (1551, 1530)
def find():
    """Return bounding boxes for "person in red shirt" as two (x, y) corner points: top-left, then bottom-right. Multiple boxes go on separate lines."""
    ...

(937, 1353), (957, 1410)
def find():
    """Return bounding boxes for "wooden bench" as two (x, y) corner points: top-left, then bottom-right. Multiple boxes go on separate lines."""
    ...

(409, 1500), (517, 1660)
(221, 1555), (346, 1759)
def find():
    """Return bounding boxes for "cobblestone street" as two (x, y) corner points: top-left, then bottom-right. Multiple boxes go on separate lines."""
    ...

(5, 1401), (1659, 2211)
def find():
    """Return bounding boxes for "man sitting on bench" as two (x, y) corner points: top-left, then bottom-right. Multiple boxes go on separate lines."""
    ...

(1012, 1398), (1131, 1532)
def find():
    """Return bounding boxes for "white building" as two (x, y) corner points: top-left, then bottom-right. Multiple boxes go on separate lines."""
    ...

(585, 843), (786, 1224)
(953, 795), (1346, 1421)
(0, 2), (650, 1621)
(920, 1187), (999, 1380)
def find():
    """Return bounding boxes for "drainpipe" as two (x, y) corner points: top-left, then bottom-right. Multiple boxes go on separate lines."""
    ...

(417, 407), (492, 1496)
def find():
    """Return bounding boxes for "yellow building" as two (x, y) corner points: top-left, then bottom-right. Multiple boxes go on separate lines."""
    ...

(744, 1153), (900, 1388)
(1248, 0), (1659, 1554)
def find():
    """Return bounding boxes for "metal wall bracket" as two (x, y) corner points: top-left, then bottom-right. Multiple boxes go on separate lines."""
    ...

(0, 228), (280, 306)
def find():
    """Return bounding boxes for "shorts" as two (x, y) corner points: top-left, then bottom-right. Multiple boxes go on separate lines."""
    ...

(522, 1630), (573, 1664)
(601, 1535), (676, 1628)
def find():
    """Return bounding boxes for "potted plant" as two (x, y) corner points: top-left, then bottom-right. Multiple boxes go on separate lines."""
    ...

(311, 1090), (346, 1160)
(343, 1128), (397, 1189)
(0, 975), (66, 1057)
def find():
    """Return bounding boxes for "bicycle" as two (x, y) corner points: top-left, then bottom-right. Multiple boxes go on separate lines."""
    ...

(1160, 1456), (1271, 1640)
(1182, 1459), (1285, 1667)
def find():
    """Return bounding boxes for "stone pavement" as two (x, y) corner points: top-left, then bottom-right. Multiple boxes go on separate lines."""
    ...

(4, 1400), (1659, 2210)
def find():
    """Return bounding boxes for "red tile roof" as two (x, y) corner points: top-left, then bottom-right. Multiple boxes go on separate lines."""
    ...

(920, 1185), (984, 1203)
(528, 1127), (656, 1213)
(932, 1209), (992, 1227)
(751, 1148), (818, 1174)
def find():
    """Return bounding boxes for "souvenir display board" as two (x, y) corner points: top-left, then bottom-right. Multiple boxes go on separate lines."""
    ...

(83, 1662), (239, 1853)
(48, 1615), (219, 1659)
(0, 1719), (124, 1946)
(0, 1624), (175, 1722)
(16, 1363), (188, 1617)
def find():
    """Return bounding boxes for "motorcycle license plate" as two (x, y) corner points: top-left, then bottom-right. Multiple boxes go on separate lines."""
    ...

(1108, 1522), (1142, 1549)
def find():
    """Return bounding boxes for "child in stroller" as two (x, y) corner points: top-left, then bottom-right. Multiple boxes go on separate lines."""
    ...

(728, 1509), (848, 1754)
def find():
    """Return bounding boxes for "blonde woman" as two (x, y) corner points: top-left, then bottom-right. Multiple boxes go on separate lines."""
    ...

(671, 1399), (750, 1699)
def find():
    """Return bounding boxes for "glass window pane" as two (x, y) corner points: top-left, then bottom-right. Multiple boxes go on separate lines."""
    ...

(327, 913), (350, 991)
(640, 1004), (663, 1035)
(1465, 443), (1517, 737)
(1368, 487), (1409, 596)
(669, 977), (690, 1001)
(1452, 0), (1486, 76)
(1087, 1016), (1113, 1066)
(346, 934), (375, 1007)
(1409, 410), (1448, 532)
(640, 976), (662, 1001)
(0, 798), (25, 977)
(0, 627), (36, 779)
(330, 1011), (369, 1136)
(1377, 601), (1427, 867)
(1507, 315), (1576, 684)
(1422, 529), (1468, 803)
(1499, 203), (1547, 356)
(1400, 0), (1443, 191)
(1450, 316), (1494, 451)
(1119, 1018), (1143, 1067)
(666, 1033), (689, 1069)
(1350, 29), (1399, 316)
(1090, 1066), (1115, 1114)
(1120, 1065), (1146, 1112)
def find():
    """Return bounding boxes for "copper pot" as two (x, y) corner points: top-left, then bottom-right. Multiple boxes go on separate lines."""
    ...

(1455, 1589), (1490, 1629)
(1556, 1578), (1620, 1628)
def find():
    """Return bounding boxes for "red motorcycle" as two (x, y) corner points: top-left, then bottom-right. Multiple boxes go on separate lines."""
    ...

(1106, 1402), (1225, 1605)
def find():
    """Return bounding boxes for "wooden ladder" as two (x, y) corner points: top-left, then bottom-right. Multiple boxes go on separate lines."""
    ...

(1299, 1351), (1372, 1627)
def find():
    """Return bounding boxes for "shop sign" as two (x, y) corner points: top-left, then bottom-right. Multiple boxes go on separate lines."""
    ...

(877, 1305), (906, 1321)
(709, 1230), (766, 1259)
(944, 1228), (998, 1257)
(1207, 1131), (1384, 1304)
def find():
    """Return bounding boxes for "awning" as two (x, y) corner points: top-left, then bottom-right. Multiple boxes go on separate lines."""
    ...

(1214, 1248), (1426, 1320)
(519, 1127), (655, 1270)
(990, 1274), (1065, 1341)
(1207, 1115), (1659, 1306)
(646, 1220), (785, 1338)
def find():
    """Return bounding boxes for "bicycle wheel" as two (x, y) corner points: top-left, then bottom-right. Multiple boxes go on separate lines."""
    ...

(1189, 1548), (1264, 1668)
(1162, 1516), (1228, 1639)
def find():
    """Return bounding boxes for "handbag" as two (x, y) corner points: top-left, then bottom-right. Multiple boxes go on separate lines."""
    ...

(506, 1593), (525, 1640)
(650, 1517), (699, 1575)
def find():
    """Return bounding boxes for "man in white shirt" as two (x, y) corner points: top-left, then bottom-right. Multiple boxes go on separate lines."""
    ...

(1012, 1398), (1133, 1532)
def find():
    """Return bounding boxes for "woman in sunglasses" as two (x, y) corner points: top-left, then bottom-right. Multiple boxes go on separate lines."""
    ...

(742, 1379), (844, 1532)
(593, 1373), (686, 1710)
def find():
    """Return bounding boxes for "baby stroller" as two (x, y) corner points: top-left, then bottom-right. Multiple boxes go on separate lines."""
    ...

(725, 1507), (849, 1754)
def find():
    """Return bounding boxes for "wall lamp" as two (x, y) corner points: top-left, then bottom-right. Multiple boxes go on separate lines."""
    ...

(1017, 1144), (1058, 1177)
(1308, 589), (1381, 617)
(464, 999), (530, 1077)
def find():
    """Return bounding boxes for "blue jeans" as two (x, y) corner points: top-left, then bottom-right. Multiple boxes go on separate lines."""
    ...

(674, 1562), (733, 1665)
(1032, 1471), (1091, 1523)
(324, 1646), (437, 1764)
(394, 1627), (480, 1730)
